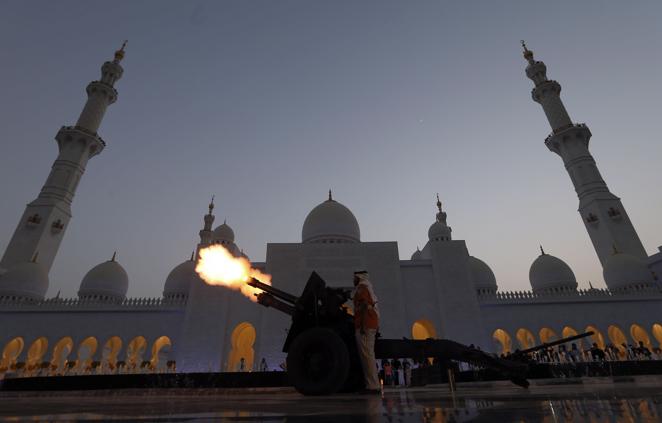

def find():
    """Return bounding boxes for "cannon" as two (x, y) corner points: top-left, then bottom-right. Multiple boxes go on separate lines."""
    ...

(249, 272), (593, 395)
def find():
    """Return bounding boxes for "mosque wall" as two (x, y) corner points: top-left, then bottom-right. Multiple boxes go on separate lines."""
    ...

(479, 297), (662, 353)
(0, 307), (183, 370)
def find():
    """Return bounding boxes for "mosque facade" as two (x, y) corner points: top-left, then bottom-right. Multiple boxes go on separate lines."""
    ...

(1, 44), (661, 376)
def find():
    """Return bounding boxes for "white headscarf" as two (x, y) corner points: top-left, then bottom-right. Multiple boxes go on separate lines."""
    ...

(354, 272), (380, 318)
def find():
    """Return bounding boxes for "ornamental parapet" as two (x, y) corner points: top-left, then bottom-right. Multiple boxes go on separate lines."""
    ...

(0, 296), (187, 311)
(545, 122), (590, 142)
(477, 284), (662, 304)
(57, 125), (106, 147)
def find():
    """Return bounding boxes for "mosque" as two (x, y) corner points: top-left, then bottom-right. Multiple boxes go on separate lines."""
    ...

(1, 42), (661, 376)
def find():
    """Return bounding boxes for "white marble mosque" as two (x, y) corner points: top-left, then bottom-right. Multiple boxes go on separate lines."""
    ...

(1, 43), (662, 377)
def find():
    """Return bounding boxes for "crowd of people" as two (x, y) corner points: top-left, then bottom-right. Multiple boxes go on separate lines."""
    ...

(503, 341), (662, 364)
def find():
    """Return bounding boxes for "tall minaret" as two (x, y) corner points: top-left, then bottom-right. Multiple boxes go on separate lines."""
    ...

(198, 196), (215, 251)
(0, 43), (127, 273)
(522, 41), (647, 266)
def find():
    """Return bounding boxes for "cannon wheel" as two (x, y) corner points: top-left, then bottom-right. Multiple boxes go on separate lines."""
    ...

(287, 327), (350, 395)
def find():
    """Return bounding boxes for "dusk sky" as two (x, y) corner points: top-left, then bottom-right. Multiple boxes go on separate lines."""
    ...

(1, 0), (661, 298)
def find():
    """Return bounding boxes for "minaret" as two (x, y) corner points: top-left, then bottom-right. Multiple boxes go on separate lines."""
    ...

(522, 41), (647, 266)
(0, 43), (127, 273)
(198, 196), (216, 250)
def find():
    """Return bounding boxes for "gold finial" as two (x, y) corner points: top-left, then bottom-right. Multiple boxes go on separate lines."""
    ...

(31, 251), (39, 263)
(539, 245), (545, 255)
(209, 195), (215, 213)
(521, 40), (534, 64)
(436, 193), (442, 212)
(111, 251), (117, 262)
(114, 40), (127, 63)
(328, 189), (333, 201)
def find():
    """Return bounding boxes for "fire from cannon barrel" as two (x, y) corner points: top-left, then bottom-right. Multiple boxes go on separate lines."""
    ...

(195, 244), (272, 301)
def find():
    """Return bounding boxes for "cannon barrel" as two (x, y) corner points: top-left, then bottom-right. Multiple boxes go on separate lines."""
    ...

(517, 331), (594, 355)
(247, 278), (299, 305)
(255, 292), (296, 316)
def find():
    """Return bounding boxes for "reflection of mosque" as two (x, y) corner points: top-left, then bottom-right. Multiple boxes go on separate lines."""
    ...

(1, 43), (662, 376)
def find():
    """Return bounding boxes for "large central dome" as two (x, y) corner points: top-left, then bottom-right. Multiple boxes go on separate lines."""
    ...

(302, 192), (360, 244)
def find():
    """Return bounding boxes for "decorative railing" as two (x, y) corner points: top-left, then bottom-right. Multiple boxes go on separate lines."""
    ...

(478, 285), (662, 304)
(545, 122), (588, 143)
(0, 296), (187, 310)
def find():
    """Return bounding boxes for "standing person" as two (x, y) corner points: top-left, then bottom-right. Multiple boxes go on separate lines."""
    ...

(259, 358), (268, 372)
(353, 270), (381, 393)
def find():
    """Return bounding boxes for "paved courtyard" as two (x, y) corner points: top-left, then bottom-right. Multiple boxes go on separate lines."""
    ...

(1, 377), (662, 421)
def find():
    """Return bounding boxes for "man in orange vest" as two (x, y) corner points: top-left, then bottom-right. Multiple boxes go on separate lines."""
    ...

(353, 270), (380, 392)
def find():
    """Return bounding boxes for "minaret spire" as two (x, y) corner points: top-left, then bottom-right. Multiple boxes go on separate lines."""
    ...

(0, 44), (126, 274)
(199, 196), (216, 246)
(522, 45), (647, 268)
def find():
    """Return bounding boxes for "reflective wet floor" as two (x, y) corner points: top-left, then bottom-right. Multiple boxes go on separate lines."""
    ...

(2, 378), (662, 422)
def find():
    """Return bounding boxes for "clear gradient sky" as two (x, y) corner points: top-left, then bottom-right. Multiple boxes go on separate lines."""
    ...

(1, 0), (661, 298)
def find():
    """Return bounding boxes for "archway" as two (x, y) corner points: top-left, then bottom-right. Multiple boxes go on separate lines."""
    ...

(126, 336), (147, 371)
(150, 336), (172, 370)
(1, 337), (25, 371)
(227, 323), (256, 372)
(562, 326), (583, 348)
(76, 337), (98, 372)
(652, 324), (662, 347)
(50, 337), (74, 374)
(608, 325), (628, 357)
(630, 324), (652, 349)
(412, 319), (437, 340)
(26, 337), (49, 372)
(539, 327), (558, 344)
(492, 329), (512, 355)
(515, 328), (536, 349)
(101, 336), (123, 372)
(585, 325), (606, 349)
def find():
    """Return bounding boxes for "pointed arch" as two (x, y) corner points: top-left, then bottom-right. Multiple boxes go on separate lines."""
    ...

(227, 323), (256, 372)
(126, 336), (147, 370)
(608, 325), (628, 357)
(652, 324), (662, 347)
(630, 324), (652, 349)
(585, 325), (606, 349)
(412, 319), (437, 340)
(492, 329), (512, 354)
(101, 336), (123, 370)
(515, 328), (536, 349)
(76, 337), (98, 371)
(26, 337), (49, 370)
(1, 337), (25, 371)
(150, 336), (172, 369)
(50, 337), (74, 374)
(539, 327), (558, 344)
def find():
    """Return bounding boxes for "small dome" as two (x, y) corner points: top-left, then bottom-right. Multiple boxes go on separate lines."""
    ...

(428, 221), (451, 241)
(469, 256), (497, 291)
(302, 192), (360, 244)
(78, 255), (128, 301)
(603, 252), (653, 292)
(0, 261), (49, 300)
(411, 248), (423, 261)
(164, 258), (196, 298)
(212, 221), (235, 243)
(529, 250), (577, 294)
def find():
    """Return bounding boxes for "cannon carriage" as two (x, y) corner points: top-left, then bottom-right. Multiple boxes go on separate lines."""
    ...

(249, 271), (594, 395)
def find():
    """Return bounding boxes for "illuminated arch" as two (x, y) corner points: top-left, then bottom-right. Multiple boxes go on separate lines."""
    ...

(630, 324), (652, 349)
(652, 324), (662, 347)
(50, 337), (74, 374)
(492, 329), (512, 354)
(539, 327), (558, 344)
(101, 336), (123, 370)
(126, 336), (147, 370)
(584, 325), (606, 349)
(227, 322), (256, 372)
(561, 326), (583, 348)
(26, 337), (49, 370)
(608, 325), (628, 357)
(150, 336), (172, 369)
(76, 337), (98, 372)
(412, 319), (437, 340)
(515, 328), (536, 349)
(1, 337), (25, 371)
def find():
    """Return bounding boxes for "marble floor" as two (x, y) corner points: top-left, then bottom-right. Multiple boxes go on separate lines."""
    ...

(1, 378), (661, 422)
